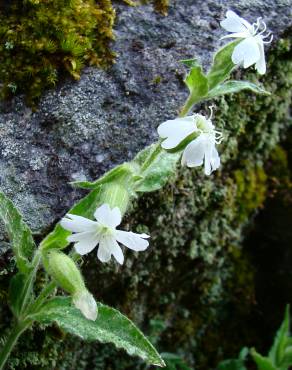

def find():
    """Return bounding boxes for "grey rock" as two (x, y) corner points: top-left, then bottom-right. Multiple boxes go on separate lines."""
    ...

(0, 0), (291, 240)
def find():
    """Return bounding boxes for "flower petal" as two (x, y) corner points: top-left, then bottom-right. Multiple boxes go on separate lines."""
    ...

(73, 233), (99, 255)
(220, 10), (251, 33)
(94, 204), (121, 228)
(110, 240), (124, 265)
(255, 36), (266, 74)
(232, 37), (260, 68)
(211, 146), (220, 171)
(97, 237), (112, 263)
(157, 116), (196, 150)
(60, 214), (97, 233)
(181, 134), (206, 167)
(204, 142), (220, 176)
(115, 230), (149, 251)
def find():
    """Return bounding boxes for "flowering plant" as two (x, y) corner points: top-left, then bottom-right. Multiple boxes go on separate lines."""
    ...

(0, 10), (272, 370)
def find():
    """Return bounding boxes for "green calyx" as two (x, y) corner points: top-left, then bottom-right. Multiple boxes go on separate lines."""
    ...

(99, 183), (130, 216)
(43, 250), (85, 295)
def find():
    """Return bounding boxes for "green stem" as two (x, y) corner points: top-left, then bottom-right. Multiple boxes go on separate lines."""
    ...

(140, 142), (163, 173)
(20, 250), (42, 316)
(28, 281), (57, 314)
(179, 95), (198, 117)
(0, 320), (31, 370)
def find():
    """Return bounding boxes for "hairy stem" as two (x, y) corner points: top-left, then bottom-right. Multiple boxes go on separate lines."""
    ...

(20, 250), (42, 316)
(179, 95), (198, 117)
(0, 320), (31, 370)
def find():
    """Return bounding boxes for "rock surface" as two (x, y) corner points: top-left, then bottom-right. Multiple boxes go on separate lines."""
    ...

(0, 0), (291, 237)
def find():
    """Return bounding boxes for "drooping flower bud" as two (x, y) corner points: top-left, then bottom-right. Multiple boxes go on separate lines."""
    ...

(43, 250), (98, 320)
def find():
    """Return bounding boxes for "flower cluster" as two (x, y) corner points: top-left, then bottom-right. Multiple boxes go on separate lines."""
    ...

(59, 10), (271, 320)
(61, 10), (272, 266)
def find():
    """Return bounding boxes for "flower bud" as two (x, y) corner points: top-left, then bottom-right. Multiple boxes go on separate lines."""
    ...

(43, 250), (98, 320)
(99, 183), (129, 216)
(43, 250), (85, 295)
(73, 291), (98, 321)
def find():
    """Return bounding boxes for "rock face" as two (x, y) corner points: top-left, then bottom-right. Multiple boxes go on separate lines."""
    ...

(0, 0), (291, 237)
(0, 1), (292, 369)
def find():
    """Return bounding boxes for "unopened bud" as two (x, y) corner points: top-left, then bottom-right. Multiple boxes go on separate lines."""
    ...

(43, 250), (85, 294)
(43, 250), (98, 320)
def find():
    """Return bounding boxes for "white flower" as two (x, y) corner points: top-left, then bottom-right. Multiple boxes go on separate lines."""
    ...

(61, 204), (150, 265)
(157, 109), (223, 175)
(220, 10), (273, 75)
(73, 291), (98, 321)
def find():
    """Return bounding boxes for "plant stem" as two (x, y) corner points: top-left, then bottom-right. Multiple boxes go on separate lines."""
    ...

(20, 250), (42, 316)
(179, 95), (198, 117)
(0, 321), (31, 370)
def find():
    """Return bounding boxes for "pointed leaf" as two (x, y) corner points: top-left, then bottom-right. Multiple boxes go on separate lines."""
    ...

(40, 188), (102, 251)
(0, 191), (35, 274)
(134, 144), (180, 192)
(207, 80), (270, 99)
(268, 305), (290, 366)
(184, 64), (209, 105)
(251, 349), (276, 370)
(33, 297), (165, 367)
(207, 40), (241, 90)
(180, 58), (200, 68)
(71, 163), (139, 190)
(8, 272), (27, 316)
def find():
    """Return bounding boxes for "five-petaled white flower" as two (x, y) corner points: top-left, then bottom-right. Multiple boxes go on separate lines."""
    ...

(157, 109), (223, 175)
(220, 10), (273, 75)
(61, 204), (150, 265)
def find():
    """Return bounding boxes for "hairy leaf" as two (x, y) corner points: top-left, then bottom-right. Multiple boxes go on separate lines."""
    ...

(0, 191), (35, 273)
(207, 80), (270, 99)
(71, 163), (140, 190)
(40, 188), (101, 250)
(134, 144), (180, 192)
(8, 273), (27, 316)
(33, 297), (165, 367)
(184, 64), (208, 105)
(207, 40), (240, 90)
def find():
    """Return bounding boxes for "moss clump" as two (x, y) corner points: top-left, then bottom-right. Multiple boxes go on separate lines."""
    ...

(0, 0), (116, 104)
(234, 163), (267, 222)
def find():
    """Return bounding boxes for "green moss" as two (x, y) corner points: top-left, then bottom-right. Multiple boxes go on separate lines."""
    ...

(234, 163), (267, 222)
(0, 0), (169, 105)
(0, 0), (116, 104)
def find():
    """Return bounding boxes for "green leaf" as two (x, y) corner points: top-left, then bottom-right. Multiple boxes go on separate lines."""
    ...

(40, 188), (102, 251)
(217, 359), (247, 370)
(207, 40), (240, 90)
(280, 346), (292, 368)
(251, 349), (276, 370)
(71, 162), (140, 190)
(0, 191), (35, 274)
(184, 64), (209, 105)
(134, 144), (180, 193)
(33, 297), (165, 367)
(161, 353), (191, 370)
(180, 58), (200, 68)
(268, 305), (290, 366)
(207, 80), (270, 99)
(8, 272), (26, 316)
